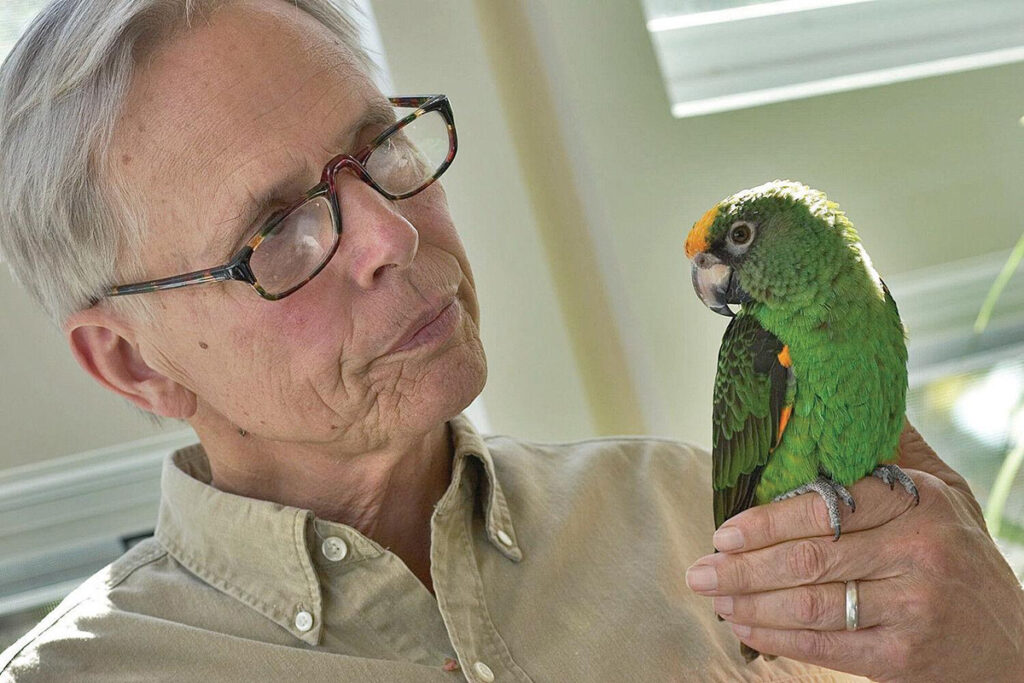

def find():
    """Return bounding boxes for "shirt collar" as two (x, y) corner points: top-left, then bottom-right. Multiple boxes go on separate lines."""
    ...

(447, 413), (522, 563)
(154, 413), (518, 645)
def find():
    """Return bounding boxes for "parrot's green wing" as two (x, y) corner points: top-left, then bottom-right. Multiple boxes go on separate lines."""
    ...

(712, 311), (791, 529)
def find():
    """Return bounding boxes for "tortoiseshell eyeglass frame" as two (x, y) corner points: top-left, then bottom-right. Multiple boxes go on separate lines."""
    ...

(100, 94), (456, 302)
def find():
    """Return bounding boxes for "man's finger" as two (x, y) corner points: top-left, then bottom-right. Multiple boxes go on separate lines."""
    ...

(712, 473), (921, 553)
(687, 523), (903, 596)
(731, 624), (896, 680)
(715, 578), (891, 631)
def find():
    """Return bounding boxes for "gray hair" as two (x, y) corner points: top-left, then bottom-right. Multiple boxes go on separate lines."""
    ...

(0, 0), (375, 325)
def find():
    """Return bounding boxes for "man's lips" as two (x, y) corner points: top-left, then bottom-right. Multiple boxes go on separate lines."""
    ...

(388, 298), (458, 354)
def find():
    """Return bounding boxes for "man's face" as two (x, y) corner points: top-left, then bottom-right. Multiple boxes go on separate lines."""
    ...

(108, 0), (486, 450)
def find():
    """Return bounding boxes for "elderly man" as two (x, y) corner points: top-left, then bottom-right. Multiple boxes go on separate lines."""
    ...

(0, 0), (1021, 681)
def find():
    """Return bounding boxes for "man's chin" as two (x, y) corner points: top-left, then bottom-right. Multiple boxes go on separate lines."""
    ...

(403, 340), (486, 428)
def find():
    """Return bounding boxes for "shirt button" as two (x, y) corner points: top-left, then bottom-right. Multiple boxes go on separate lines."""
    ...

(495, 529), (513, 547)
(472, 661), (495, 682)
(321, 536), (348, 561)
(294, 610), (314, 632)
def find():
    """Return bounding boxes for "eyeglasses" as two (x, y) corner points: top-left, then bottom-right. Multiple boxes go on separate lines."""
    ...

(102, 94), (456, 302)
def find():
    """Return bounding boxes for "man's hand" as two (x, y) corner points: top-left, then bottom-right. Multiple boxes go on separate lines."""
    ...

(685, 422), (1024, 681)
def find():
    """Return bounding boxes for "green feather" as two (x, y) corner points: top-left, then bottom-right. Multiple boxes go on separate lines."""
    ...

(711, 312), (788, 529)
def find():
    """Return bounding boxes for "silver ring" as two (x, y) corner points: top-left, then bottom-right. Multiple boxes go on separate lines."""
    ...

(845, 580), (859, 631)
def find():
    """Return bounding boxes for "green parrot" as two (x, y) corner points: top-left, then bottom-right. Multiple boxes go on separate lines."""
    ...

(685, 180), (919, 662)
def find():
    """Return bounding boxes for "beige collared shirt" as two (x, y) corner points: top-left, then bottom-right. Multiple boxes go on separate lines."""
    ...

(1, 414), (865, 682)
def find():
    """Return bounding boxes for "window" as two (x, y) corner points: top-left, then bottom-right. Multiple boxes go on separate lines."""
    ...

(642, 0), (1024, 117)
(892, 250), (1024, 577)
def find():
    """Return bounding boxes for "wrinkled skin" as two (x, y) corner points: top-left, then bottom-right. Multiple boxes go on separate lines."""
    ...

(686, 421), (1024, 681)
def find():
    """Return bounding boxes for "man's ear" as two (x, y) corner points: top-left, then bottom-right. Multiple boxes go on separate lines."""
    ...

(64, 307), (197, 419)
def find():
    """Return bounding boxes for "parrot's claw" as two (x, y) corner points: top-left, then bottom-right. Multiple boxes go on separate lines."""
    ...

(773, 475), (856, 541)
(871, 464), (920, 505)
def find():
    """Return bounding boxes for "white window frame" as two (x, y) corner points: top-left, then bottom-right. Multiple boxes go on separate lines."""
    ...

(643, 0), (1024, 118)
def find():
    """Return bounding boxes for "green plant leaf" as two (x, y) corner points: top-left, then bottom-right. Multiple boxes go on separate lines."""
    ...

(974, 232), (1024, 334)
(985, 438), (1024, 539)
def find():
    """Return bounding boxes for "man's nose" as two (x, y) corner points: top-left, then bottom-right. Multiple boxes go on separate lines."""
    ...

(334, 173), (419, 289)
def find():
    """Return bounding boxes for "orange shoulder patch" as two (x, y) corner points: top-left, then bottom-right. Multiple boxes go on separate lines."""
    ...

(776, 405), (793, 448)
(773, 345), (793, 449)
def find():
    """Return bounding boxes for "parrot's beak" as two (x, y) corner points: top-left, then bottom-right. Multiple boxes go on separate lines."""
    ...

(690, 252), (749, 317)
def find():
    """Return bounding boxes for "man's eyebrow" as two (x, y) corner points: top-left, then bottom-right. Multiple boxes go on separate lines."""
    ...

(208, 99), (398, 260)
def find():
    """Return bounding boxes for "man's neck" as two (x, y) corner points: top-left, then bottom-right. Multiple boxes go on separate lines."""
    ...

(190, 418), (454, 594)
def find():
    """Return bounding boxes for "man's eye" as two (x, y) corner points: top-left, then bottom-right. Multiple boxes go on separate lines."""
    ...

(362, 123), (396, 149)
(262, 210), (290, 234)
(237, 208), (290, 254)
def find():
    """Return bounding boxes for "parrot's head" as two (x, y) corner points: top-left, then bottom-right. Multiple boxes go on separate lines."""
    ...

(685, 180), (861, 317)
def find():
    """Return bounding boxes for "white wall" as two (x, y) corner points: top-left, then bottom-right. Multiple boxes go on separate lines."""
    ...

(0, 270), (180, 470)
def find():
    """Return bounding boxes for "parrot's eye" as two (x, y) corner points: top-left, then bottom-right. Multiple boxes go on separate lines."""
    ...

(728, 221), (755, 246)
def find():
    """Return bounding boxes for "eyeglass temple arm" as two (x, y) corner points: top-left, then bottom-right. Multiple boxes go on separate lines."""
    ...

(105, 263), (244, 297)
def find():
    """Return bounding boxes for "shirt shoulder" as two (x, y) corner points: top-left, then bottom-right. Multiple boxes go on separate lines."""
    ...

(0, 539), (167, 681)
(484, 431), (710, 470)
(483, 431), (712, 507)
(483, 432), (717, 554)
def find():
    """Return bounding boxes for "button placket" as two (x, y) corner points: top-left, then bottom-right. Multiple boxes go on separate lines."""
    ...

(431, 469), (533, 683)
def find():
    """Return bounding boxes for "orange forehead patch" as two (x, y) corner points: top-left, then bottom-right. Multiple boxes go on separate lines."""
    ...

(685, 206), (718, 259)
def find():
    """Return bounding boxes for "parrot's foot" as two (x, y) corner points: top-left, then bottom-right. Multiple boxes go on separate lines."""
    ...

(773, 475), (855, 541)
(871, 464), (920, 505)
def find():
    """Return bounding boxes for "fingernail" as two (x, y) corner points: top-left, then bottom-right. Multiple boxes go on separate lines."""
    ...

(712, 596), (733, 616)
(732, 623), (751, 638)
(713, 526), (744, 551)
(685, 565), (718, 592)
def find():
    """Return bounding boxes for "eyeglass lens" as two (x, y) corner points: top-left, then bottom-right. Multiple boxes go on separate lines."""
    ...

(364, 110), (450, 196)
(247, 107), (450, 297)
(248, 195), (335, 295)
